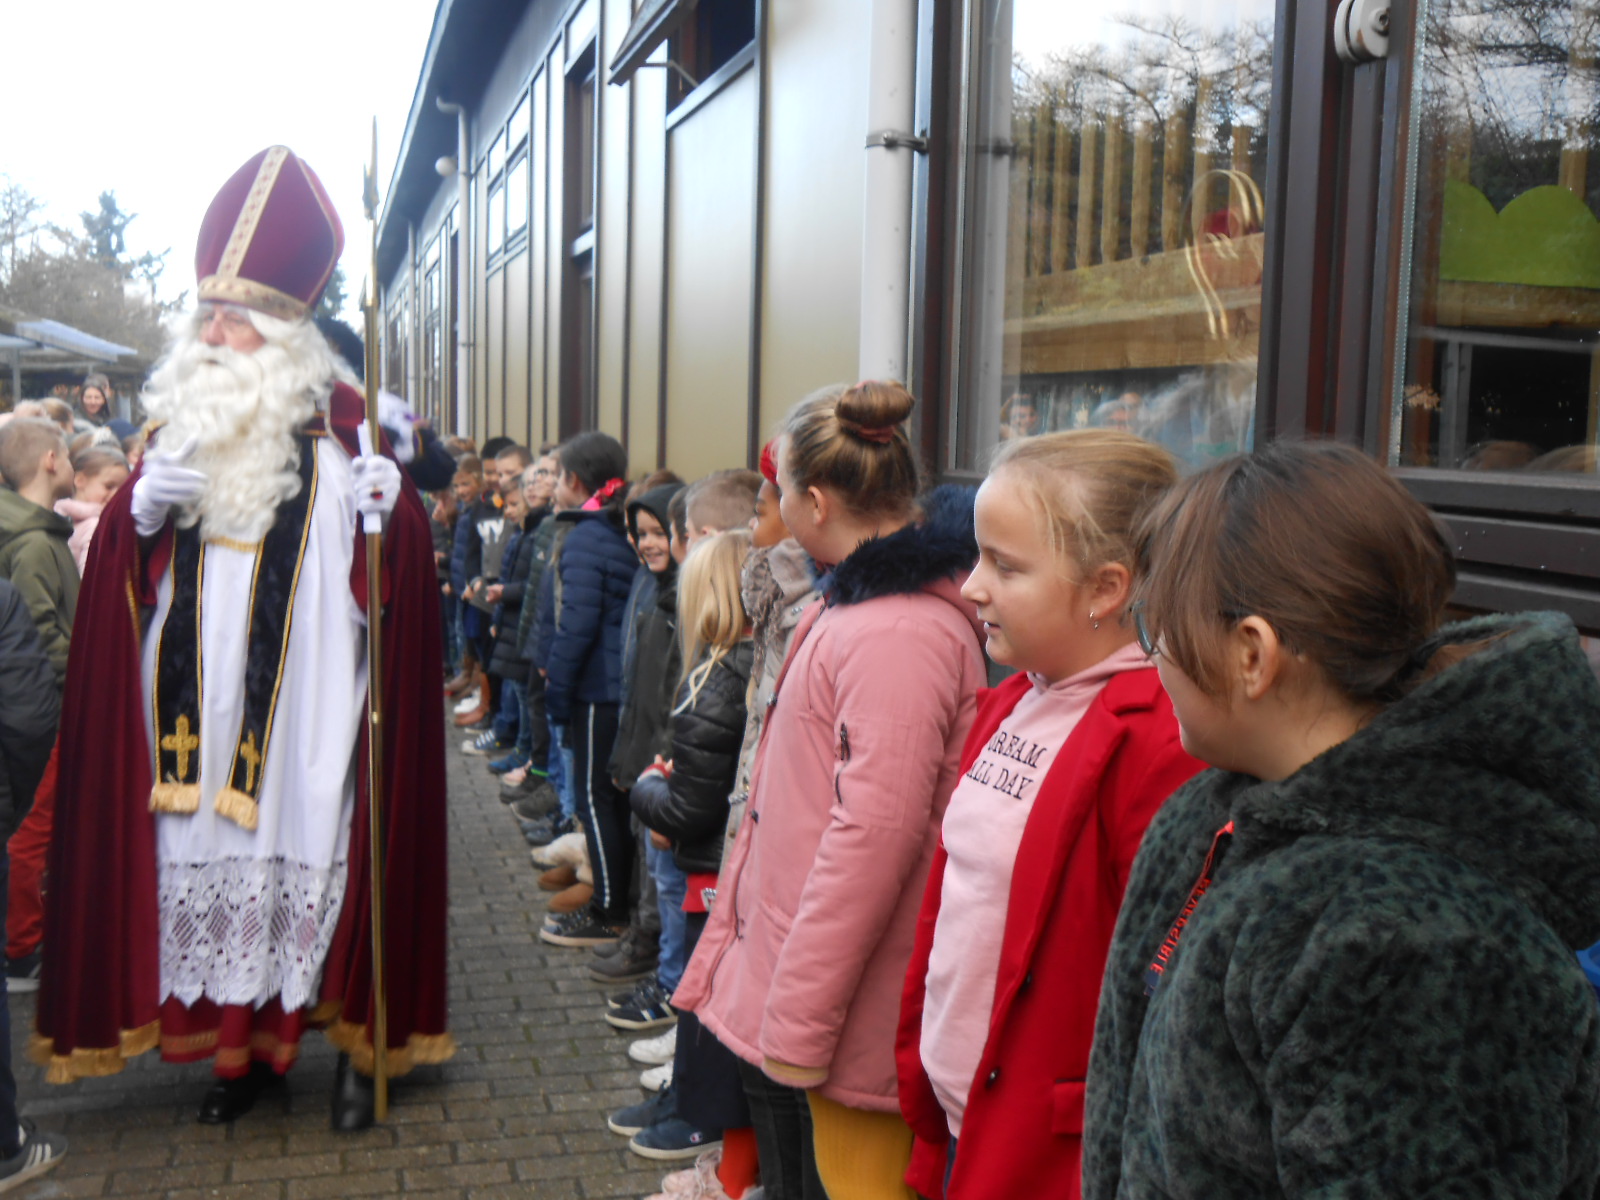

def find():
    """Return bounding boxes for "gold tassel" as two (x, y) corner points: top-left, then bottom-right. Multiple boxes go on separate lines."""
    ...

(149, 783), (200, 814)
(213, 787), (259, 831)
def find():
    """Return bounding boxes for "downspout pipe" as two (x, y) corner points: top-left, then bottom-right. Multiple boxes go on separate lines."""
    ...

(857, 0), (920, 384)
(437, 96), (471, 436)
(406, 219), (420, 406)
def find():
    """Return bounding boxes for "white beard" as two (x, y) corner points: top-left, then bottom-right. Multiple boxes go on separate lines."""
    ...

(141, 311), (342, 544)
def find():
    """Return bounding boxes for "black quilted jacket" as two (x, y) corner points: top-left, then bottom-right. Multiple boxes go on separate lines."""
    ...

(1083, 612), (1600, 1199)
(630, 640), (754, 874)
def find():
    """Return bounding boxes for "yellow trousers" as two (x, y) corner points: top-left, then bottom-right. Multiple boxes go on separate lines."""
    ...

(806, 1092), (918, 1200)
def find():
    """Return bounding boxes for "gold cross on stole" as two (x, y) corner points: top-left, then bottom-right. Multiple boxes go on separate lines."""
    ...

(238, 732), (263, 792)
(161, 715), (199, 780)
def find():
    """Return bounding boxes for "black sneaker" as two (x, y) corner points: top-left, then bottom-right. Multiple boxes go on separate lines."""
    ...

(605, 976), (676, 1030)
(589, 937), (658, 985)
(628, 1116), (722, 1161)
(510, 782), (560, 821)
(5, 950), (41, 995)
(539, 909), (625, 948)
(606, 1082), (677, 1137)
(0, 1120), (66, 1192)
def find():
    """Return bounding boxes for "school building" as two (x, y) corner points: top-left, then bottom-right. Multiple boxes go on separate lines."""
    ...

(375, 0), (1600, 629)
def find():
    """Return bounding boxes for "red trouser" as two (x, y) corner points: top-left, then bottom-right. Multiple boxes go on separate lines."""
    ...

(7, 739), (57, 960)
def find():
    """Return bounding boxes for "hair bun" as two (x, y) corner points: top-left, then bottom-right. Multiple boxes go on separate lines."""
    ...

(837, 380), (914, 445)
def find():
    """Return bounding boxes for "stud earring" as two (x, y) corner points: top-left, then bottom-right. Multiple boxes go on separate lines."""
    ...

(1090, 610), (1099, 631)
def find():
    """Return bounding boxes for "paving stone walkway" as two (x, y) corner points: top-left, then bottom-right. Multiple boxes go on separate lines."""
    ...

(9, 732), (668, 1199)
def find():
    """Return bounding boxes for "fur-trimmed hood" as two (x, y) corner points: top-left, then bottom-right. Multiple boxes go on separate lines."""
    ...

(823, 484), (979, 616)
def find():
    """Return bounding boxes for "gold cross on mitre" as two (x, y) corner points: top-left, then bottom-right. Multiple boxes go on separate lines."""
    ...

(238, 732), (263, 792)
(161, 715), (199, 779)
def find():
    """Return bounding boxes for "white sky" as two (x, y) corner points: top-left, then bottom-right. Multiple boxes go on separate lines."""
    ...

(1014, 0), (1276, 68)
(4, 0), (440, 319)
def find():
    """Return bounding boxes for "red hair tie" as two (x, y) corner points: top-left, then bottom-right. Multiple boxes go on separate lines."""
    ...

(852, 425), (896, 445)
(759, 439), (780, 485)
(582, 476), (627, 511)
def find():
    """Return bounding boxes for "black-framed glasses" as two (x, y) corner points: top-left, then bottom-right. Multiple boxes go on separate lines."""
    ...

(1128, 600), (1159, 658)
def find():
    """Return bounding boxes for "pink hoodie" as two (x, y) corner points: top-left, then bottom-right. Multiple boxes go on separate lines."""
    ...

(673, 498), (987, 1113)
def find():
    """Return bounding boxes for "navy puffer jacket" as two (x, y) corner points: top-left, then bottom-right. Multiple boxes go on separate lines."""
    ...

(543, 507), (639, 723)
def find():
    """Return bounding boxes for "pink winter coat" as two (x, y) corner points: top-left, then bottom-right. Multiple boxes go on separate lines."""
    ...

(672, 486), (987, 1112)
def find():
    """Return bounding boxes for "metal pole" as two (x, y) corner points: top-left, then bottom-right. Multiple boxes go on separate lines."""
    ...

(361, 119), (391, 1122)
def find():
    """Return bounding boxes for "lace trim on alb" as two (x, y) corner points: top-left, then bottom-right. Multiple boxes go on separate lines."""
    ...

(158, 856), (349, 1012)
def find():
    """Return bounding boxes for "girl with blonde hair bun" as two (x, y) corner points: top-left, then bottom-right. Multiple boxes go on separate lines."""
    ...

(673, 382), (988, 1200)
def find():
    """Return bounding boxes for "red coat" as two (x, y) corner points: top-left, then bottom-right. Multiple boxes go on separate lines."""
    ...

(897, 667), (1201, 1199)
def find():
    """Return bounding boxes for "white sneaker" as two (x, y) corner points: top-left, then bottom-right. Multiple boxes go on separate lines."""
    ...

(452, 691), (481, 714)
(629, 1025), (677, 1065)
(640, 1061), (673, 1092)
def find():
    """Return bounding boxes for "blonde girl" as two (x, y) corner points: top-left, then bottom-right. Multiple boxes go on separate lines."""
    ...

(898, 430), (1201, 1199)
(630, 530), (761, 1198)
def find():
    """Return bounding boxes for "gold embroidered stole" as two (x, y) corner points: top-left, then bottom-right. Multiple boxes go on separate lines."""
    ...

(150, 434), (319, 830)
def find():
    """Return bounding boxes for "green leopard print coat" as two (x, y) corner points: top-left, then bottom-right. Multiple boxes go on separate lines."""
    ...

(1084, 612), (1600, 1199)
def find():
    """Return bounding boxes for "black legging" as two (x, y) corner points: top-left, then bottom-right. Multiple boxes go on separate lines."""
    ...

(572, 701), (631, 922)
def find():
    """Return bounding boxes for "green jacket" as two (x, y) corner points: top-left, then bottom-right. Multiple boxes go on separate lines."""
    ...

(1085, 612), (1600, 1199)
(0, 489), (78, 685)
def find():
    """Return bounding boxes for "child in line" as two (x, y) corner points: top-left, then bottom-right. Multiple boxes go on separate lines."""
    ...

(1085, 443), (1600, 1198)
(673, 382), (987, 1200)
(539, 432), (641, 947)
(56, 445), (130, 576)
(897, 431), (1201, 1199)
(627, 530), (759, 1195)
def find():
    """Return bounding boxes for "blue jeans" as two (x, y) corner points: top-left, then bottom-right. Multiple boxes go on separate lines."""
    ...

(547, 716), (575, 819)
(494, 678), (524, 747)
(439, 589), (461, 673)
(649, 844), (688, 992)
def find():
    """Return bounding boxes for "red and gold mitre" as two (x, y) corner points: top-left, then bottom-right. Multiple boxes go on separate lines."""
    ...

(195, 146), (343, 322)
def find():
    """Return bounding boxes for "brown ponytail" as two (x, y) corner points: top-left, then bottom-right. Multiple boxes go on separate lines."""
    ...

(783, 380), (920, 518)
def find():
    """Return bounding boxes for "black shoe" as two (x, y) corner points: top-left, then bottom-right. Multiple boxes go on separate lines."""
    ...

(5, 949), (41, 995)
(589, 934), (658, 984)
(521, 817), (558, 847)
(539, 908), (626, 948)
(606, 976), (677, 1030)
(331, 1053), (376, 1132)
(197, 1062), (280, 1125)
(510, 782), (560, 821)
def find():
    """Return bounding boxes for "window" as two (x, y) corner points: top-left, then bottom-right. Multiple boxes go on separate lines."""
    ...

(561, 43), (600, 435)
(667, 0), (755, 110)
(948, 2), (1274, 473)
(486, 132), (506, 260)
(1392, 0), (1600, 478)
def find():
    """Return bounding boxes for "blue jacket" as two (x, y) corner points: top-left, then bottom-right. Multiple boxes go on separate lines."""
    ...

(448, 508), (475, 596)
(542, 508), (639, 723)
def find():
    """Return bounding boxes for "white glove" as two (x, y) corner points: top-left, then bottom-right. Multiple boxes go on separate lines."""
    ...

(376, 390), (417, 465)
(352, 425), (402, 533)
(130, 436), (207, 538)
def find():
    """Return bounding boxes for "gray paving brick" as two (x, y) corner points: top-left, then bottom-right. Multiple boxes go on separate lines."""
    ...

(11, 733), (671, 1199)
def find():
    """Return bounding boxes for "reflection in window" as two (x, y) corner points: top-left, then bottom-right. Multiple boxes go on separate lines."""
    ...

(1395, 0), (1600, 477)
(954, 2), (1273, 472)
